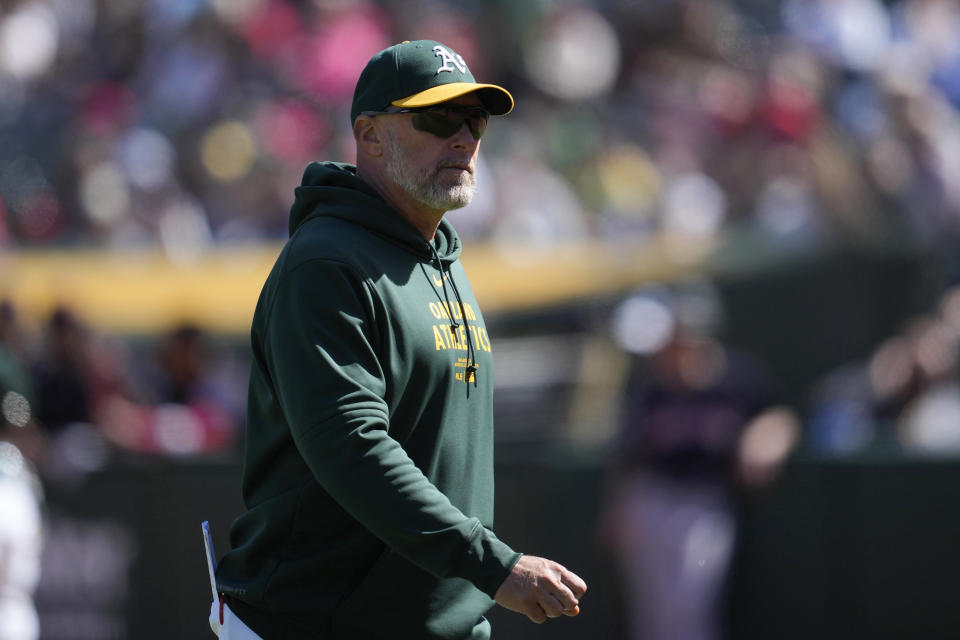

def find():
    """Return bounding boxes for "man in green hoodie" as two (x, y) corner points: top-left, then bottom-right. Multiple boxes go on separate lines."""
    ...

(212, 40), (587, 639)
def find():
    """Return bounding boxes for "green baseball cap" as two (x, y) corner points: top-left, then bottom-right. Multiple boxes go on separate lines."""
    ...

(350, 40), (514, 123)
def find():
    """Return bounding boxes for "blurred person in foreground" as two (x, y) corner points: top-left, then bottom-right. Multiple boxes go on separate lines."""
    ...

(601, 284), (799, 640)
(212, 40), (586, 639)
(0, 382), (44, 640)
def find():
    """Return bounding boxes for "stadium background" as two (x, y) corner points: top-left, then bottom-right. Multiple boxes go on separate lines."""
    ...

(1, 0), (959, 638)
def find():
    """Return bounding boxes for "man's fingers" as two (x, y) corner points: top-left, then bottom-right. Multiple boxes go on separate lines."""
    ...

(545, 564), (586, 614)
(548, 583), (579, 612)
(538, 592), (566, 619)
(560, 569), (587, 599)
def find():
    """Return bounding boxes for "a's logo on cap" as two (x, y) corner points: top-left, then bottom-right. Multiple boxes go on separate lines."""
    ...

(433, 45), (467, 75)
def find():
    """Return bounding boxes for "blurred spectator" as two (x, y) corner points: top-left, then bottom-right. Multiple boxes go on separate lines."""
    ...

(30, 307), (93, 434)
(146, 323), (244, 427)
(150, 324), (216, 405)
(0, 300), (23, 354)
(807, 283), (960, 454)
(97, 323), (240, 456)
(600, 283), (799, 640)
(0, 300), (32, 401)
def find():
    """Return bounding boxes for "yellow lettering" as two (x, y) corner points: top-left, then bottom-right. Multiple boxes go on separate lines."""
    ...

(467, 325), (480, 352)
(463, 304), (477, 321)
(433, 325), (447, 350)
(476, 327), (492, 353)
(458, 325), (467, 348)
(442, 302), (462, 320)
(429, 303), (444, 319)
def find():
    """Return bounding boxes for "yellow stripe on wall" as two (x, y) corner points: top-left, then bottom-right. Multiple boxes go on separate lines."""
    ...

(0, 235), (712, 334)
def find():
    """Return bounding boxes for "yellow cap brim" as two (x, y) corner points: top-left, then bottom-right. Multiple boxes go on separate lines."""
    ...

(392, 82), (514, 115)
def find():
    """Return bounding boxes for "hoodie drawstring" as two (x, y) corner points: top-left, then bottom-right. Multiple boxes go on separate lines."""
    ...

(446, 268), (478, 389)
(426, 246), (479, 392)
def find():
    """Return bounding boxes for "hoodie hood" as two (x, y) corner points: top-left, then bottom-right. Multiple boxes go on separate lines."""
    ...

(289, 161), (462, 263)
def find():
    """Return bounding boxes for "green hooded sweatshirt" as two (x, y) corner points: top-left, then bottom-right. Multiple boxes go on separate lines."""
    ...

(216, 162), (521, 639)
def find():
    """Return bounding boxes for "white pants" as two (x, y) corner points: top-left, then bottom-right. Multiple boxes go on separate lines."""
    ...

(609, 474), (735, 640)
(209, 599), (263, 639)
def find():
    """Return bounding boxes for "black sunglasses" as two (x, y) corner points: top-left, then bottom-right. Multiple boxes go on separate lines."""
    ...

(362, 105), (491, 140)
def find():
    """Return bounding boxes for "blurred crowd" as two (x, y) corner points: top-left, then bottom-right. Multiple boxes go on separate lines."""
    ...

(0, 0), (957, 257)
(0, 302), (246, 461)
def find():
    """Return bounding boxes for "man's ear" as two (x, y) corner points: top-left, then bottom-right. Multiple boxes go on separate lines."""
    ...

(353, 116), (383, 158)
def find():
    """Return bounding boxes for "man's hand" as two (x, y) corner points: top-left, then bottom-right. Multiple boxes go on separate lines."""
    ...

(493, 555), (587, 624)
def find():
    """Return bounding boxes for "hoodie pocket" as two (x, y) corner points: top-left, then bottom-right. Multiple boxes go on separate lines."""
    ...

(330, 549), (438, 630)
(331, 545), (392, 609)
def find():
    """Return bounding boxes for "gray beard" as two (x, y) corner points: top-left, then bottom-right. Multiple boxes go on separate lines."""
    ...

(383, 131), (476, 211)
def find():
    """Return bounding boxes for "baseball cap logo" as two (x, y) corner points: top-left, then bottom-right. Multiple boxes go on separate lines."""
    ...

(350, 40), (514, 122)
(433, 45), (467, 75)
